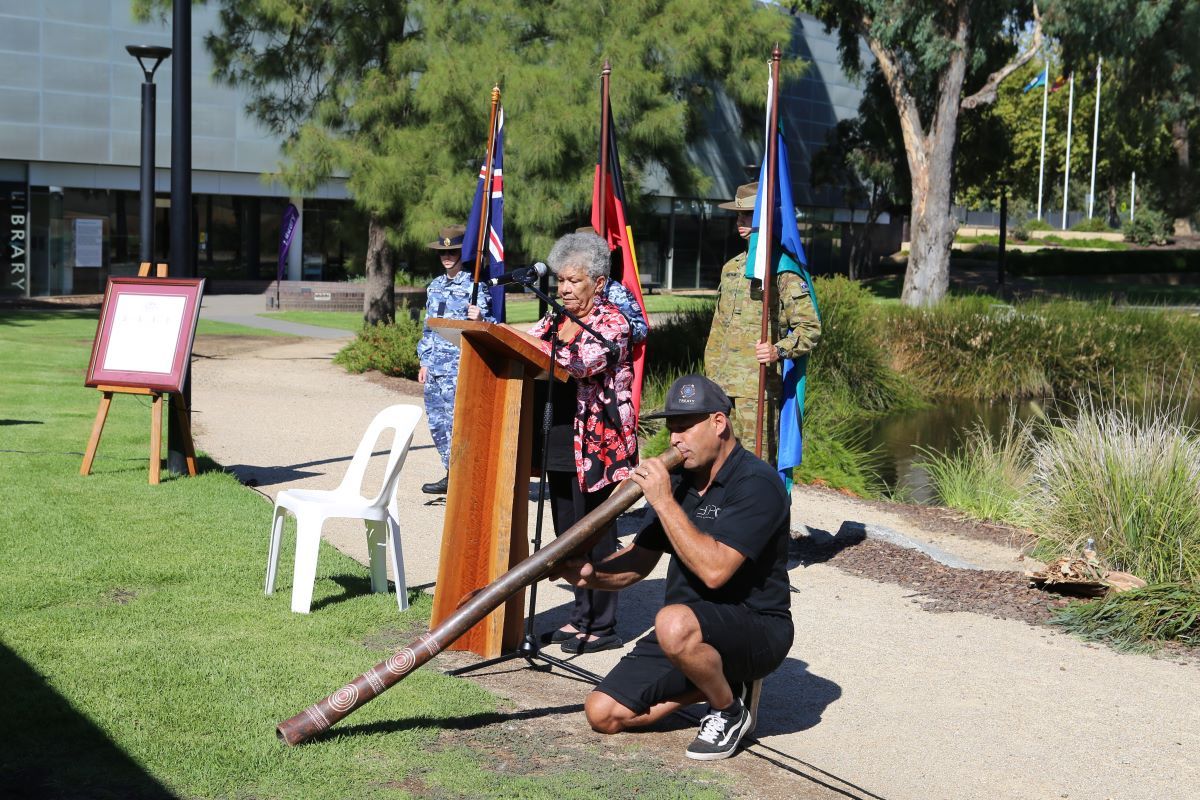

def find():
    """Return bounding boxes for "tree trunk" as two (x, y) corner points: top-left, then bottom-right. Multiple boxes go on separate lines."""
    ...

(1170, 117), (1193, 236)
(872, 8), (970, 307)
(900, 80), (962, 307)
(902, 186), (956, 306)
(363, 215), (396, 325)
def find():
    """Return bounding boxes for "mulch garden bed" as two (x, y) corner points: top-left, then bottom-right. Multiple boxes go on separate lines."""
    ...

(790, 533), (1066, 627)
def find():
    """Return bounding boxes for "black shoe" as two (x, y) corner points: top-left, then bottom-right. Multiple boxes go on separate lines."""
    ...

(560, 632), (623, 654)
(550, 627), (578, 643)
(421, 475), (448, 494)
(685, 699), (753, 761)
(538, 627), (578, 645)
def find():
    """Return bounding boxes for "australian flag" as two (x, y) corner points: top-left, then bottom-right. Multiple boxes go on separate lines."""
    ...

(462, 108), (506, 321)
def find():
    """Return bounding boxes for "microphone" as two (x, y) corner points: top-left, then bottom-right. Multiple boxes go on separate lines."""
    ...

(488, 262), (547, 286)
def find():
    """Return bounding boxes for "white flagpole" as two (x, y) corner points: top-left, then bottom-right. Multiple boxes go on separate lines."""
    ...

(1037, 61), (1049, 220)
(1088, 58), (1102, 218)
(1061, 72), (1075, 230)
(1131, 171), (1136, 219)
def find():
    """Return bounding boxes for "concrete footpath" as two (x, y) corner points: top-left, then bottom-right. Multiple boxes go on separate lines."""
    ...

(191, 294), (1200, 800)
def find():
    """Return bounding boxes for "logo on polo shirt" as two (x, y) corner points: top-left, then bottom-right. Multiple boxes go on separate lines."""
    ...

(696, 504), (721, 519)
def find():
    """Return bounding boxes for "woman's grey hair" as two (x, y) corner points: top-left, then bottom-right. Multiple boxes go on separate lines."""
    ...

(546, 232), (610, 280)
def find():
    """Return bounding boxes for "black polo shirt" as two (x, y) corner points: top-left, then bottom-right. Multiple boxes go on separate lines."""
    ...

(634, 443), (791, 619)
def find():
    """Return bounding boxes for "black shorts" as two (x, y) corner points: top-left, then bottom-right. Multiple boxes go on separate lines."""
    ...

(594, 602), (793, 715)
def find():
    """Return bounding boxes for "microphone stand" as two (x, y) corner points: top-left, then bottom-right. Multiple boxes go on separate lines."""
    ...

(447, 276), (615, 685)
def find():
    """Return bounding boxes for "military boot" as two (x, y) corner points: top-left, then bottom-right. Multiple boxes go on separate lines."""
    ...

(421, 474), (449, 495)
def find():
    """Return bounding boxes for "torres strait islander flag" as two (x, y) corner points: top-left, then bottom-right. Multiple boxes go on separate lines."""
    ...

(747, 64), (820, 486)
(591, 97), (648, 417)
(462, 108), (506, 321)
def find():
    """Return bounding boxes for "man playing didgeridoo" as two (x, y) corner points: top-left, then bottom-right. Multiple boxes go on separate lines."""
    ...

(553, 374), (793, 761)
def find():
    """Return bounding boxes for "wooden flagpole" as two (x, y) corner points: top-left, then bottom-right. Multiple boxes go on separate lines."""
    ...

(472, 84), (501, 305)
(597, 60), (612, 236)
(754, 45), (783, 459)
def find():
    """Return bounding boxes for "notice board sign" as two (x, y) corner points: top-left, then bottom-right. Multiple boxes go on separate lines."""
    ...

(85, 277), (206, 394)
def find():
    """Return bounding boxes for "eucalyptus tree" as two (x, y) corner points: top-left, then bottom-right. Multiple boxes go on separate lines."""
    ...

(799, 0), (1046, 306)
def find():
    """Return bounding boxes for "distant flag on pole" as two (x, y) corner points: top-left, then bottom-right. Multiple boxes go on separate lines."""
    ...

(746, 64), (820, 485)
(463, 108), (506, 320)
(1049, 75), (1067, 93)
(1023, 68), (1048, 94)
(592, 96), (649, 416)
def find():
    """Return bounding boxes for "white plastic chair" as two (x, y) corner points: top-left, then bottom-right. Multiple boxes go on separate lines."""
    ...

(265, 404), (423, 614)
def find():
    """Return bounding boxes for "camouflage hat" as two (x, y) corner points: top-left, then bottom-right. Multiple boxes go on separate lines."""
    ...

(427, 224), (466, 250)
(643, 374), (733, 419)
(717, 182), (757, 212)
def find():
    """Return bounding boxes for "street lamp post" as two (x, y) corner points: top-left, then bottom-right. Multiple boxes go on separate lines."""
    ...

(125, 45), (171, 265)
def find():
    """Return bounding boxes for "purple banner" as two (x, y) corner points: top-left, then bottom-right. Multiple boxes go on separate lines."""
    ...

(277, 203), (300, 283)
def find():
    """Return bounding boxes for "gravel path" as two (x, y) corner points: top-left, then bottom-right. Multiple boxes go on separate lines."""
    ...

(190, 295), (1200, 800)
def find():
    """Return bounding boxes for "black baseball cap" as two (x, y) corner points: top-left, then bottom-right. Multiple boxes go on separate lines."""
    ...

(644, 374), (733, 419)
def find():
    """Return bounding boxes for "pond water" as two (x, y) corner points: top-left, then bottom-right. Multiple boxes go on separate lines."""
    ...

(865, 395), (1200, 502)
(863, 399), (1042, 503)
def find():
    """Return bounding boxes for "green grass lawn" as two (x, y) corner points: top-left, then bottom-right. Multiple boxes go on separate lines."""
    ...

(199, 319), (297, 337)
(260, 311), (364, 331)
(0, 311), (727, 799)
(953, 233), (1129, 251)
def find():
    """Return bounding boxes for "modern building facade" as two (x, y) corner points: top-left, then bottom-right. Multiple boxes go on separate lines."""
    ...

(2, 2), (878, 298)
(0, 0), (352, 298)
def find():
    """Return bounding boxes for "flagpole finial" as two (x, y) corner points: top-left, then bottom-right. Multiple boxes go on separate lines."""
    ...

(602, 59), (611, 76)
(491, 84), (501, 102)
(772, 44), (781, 61)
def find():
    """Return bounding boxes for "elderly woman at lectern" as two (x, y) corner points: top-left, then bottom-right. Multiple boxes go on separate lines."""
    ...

(504, 231), (637, 654)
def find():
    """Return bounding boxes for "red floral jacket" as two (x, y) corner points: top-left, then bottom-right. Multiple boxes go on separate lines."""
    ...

(529, 298), (639, 492)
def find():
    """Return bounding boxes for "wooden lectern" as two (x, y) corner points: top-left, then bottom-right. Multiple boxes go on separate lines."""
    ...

(427, 319), (564, 658)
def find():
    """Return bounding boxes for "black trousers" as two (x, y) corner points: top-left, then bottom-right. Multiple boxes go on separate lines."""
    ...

(546, 470), (618, 637)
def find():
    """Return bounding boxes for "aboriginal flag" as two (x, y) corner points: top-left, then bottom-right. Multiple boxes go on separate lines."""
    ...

(591, 98), (648, 416)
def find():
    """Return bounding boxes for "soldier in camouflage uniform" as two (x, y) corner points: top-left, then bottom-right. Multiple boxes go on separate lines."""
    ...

(705, 182), (821, 462)
(417, 224), (493, 494)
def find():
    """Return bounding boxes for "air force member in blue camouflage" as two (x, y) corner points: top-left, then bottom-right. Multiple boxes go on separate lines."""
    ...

(417, 224), (493, 494)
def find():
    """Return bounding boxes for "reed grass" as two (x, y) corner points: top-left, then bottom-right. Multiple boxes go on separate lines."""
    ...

(1051, 584), (1200, 651)
(890, 298), (1200, 402)
(1025, 396), (1200, 584)
(917, 413), (1033, 524)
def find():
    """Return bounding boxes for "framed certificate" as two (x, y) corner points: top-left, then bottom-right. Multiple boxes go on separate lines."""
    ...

(85, 277), (206, 393)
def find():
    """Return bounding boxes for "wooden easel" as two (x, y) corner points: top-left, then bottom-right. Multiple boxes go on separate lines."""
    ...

(79, 262), (198, 485)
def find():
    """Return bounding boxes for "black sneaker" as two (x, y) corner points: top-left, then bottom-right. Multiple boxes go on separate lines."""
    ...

(685, 700), (752, 761)
(421, 475), (448, 494)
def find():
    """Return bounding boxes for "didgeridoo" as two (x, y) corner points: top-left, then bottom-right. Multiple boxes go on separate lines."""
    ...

(276, 446), (683, 745)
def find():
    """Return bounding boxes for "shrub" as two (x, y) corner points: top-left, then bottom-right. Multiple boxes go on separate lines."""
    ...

(1070, 216), (1114, 233)
(1123, 208), (1174, 246)
(1007, 248), (1200, 276)
(1025, 398), (1200, 585)
(1025, 217), (1054, 232)
(809, 275), (919, 414)
(333, 316), (423, 378)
